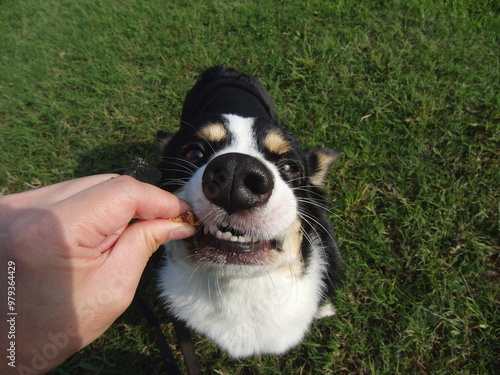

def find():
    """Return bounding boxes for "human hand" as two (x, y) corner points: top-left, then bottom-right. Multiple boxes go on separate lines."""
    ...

(0, 175), (196, 373)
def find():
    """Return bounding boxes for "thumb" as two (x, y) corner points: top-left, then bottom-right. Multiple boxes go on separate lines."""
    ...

(104, 219), (196, 298)
(116, 218), (196, 264)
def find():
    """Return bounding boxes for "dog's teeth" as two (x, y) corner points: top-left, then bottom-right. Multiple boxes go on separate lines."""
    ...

(203, 225), (209, 235)
(208, 225), (258, 243)
(214, 230), (233, 240)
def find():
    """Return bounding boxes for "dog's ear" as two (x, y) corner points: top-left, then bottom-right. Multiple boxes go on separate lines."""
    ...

(156, 130), (173, 156)
(306, 148), (341, 186)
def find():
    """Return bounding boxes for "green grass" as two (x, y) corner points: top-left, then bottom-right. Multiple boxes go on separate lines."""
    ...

(1, 0), (498, 373)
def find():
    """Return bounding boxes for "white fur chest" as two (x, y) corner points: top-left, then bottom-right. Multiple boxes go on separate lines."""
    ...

(157, 248), (327, 358)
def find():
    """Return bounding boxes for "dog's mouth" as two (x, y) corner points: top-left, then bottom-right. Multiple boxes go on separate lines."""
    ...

(189, 223), (280, 266)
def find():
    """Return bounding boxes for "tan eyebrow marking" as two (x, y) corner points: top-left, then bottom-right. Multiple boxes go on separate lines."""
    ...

(196, 122), (228, 142)
(310, 149), (340, 186)
(264, 131), (292, 155)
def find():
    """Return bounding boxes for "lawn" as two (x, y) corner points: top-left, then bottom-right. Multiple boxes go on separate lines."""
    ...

(1, 0), (498, 374)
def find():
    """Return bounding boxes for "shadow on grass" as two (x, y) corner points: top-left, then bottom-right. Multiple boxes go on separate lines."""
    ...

(74, 140), (157, 178)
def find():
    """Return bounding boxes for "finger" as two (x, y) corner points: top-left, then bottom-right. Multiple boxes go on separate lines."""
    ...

(116, 219), (196, 258)
(100, 219), (196, 291)
(4, 174), (119, 210)
(55, 175), (191, 248)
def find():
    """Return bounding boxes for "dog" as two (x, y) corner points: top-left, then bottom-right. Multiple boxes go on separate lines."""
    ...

(155, 66), (342, 359)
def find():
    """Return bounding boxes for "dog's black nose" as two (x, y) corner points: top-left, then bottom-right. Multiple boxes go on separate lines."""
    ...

(202, 153), (274, 215)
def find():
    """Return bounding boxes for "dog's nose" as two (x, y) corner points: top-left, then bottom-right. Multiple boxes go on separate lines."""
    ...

(202, 153), (274, 215)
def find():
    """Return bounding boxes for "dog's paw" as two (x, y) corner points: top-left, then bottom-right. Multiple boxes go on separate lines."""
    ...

(315, 302), (336, 319)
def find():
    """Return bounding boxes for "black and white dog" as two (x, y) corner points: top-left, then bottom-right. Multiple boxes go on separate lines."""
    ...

(156, 66), (342, 359)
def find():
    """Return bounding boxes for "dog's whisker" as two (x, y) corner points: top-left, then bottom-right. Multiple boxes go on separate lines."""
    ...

(157, 166), (196, 177)
(156, 155), (199, 168)
(294, 196), (352, 230)
(296, 210), (336, 248)
(297, 209), (332, 238)
(157, 165), (196, 174)
(158, 178), (190, 187)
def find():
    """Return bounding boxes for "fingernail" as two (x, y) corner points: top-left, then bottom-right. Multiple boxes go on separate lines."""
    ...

(169, 223), (197, 241)
(179, 199), (192, 211)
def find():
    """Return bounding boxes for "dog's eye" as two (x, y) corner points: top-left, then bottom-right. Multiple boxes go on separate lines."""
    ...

(182, 146), (204, 161)
(279, 161), (299, 174)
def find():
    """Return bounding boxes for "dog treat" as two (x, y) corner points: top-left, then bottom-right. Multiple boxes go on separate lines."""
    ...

(171, 211), (200, 227)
